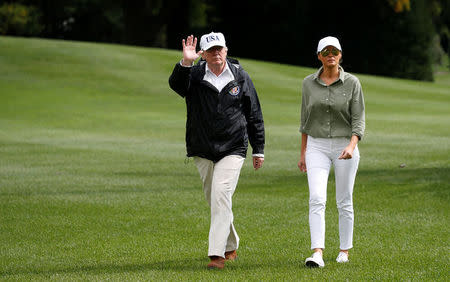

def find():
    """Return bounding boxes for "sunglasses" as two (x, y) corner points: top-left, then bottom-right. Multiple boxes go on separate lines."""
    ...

(320, 48), (340, 57)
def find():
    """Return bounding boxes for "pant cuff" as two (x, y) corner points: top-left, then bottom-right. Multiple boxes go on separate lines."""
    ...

(208, 250), (225, 258)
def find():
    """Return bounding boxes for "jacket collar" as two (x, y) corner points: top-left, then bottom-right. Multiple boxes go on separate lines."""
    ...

(191, 57), (244, 82)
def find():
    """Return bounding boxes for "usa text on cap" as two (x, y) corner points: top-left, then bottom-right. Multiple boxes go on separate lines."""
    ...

(200, 32), (226, 51)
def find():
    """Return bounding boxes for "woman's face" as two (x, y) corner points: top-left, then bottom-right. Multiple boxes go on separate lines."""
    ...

(318, 46), (342, 68)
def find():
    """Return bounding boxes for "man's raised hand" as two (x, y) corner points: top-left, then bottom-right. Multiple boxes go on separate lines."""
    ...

(182, 35), (203, 66)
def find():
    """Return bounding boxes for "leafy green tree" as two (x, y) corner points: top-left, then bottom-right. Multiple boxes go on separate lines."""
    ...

(205, 0), (435, 81)
(0, 3), (43, 36)
(3, 0), (444, 79)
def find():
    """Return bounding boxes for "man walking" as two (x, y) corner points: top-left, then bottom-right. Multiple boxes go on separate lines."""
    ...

(168, 32), (265, 269)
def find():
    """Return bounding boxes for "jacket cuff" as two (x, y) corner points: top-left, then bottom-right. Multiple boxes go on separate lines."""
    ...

(252, 146), (264, 156)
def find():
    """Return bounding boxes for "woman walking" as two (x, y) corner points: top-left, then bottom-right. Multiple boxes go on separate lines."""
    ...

(298, 36), (365, 268)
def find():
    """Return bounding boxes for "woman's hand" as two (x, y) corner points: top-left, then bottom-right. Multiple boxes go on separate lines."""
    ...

(338, 145), (354, 159)
(181, 35), (203, 66)
(298, 154), (307, 172)
(298, 133), (308, 172)
(338, 135), (359, 159)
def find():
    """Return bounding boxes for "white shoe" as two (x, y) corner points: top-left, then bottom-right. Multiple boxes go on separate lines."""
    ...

(336, 251), (349, 263)
(305, 252), (325, 268)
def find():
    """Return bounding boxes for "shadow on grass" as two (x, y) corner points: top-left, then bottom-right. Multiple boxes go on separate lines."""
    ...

(1, 256), (309, 277)
(1, 257), (206, 277)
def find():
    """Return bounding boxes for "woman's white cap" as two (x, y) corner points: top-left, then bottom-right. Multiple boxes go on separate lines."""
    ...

(317, 36), (342, 53)
(200, 32), (226, 51)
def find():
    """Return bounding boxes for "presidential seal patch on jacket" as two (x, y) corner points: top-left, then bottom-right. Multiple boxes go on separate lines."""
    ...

(229, 86), (240, 96)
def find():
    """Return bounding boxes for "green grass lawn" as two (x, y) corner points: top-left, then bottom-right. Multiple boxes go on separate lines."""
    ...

(0, 36), (449, 281)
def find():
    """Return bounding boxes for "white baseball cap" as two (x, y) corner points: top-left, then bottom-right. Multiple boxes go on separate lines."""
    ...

(317, 36), (342, 53)
(200, 32), (226, 51)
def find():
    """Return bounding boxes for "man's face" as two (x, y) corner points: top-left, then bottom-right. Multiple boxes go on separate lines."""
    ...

(202, 46), (227, 68)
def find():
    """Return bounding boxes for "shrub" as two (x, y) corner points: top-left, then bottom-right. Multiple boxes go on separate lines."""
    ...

(0, 3), (43, 36)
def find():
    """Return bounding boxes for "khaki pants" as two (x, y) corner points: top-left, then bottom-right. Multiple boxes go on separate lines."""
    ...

(194, 155), (245, 258)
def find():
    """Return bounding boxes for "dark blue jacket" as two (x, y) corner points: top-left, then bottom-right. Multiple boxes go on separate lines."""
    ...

(169, 58), (265, 162)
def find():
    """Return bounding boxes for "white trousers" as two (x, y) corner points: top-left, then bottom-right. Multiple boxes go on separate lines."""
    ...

(305, 136), (360, 250)
(194, 155), (245, 258)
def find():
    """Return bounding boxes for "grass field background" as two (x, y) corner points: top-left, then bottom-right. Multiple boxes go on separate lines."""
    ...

(0, 36), (449, 280)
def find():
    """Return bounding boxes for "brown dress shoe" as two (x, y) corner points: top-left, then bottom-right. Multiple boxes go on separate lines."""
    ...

(207, 256), (225, 269)
(225, 250), (237, 261)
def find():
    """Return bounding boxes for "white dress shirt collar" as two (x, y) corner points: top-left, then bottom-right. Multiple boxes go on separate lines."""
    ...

(204, 62), (235, 93)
